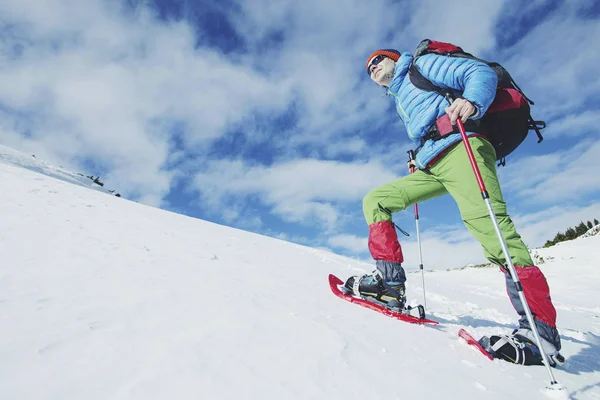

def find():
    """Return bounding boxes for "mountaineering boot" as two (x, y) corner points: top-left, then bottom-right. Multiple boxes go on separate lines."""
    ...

(344, 273), (406, 309)
(479, 328), (564, 367)
(512, 328), (565, 365)
(381, 281), (406, 310)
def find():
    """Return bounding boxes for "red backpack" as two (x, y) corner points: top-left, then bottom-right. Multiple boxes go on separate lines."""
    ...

(408, 39), (545, 166)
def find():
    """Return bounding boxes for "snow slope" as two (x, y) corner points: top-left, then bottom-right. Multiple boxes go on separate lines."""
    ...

(1, 149), (599, 400)
(0, 145), (115, 196)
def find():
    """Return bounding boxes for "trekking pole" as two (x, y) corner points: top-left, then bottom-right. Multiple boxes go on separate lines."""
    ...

(407, 150), (427, 310)
(444, 92), (567, 394)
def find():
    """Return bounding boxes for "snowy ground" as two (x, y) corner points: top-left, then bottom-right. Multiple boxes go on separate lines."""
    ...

(0, 145), (115, 196)
(1, 147), (599, 400)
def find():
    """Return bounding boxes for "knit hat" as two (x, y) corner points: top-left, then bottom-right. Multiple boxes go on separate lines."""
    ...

(365, 49), (401, 74)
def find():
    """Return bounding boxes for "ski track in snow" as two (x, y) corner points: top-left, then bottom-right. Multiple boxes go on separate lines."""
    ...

(2, 146), (600, 399)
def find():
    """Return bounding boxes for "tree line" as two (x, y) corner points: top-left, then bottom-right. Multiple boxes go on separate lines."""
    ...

(543, 219), (599, 248)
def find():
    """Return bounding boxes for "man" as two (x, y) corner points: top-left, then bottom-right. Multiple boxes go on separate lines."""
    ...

(344, 47), (561, 364)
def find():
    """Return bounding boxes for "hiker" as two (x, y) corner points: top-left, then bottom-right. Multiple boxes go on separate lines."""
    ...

(344, 46), (561, 363)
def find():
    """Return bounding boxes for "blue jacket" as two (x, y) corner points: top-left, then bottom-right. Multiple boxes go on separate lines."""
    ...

(386, 52), (498, 169)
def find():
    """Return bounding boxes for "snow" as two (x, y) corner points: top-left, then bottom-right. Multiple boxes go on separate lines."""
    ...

(0, 145), (117, 197)
(1, 146), (600, 400)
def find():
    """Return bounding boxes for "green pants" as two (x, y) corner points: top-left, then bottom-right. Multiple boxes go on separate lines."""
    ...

(363, 137), (533, 267)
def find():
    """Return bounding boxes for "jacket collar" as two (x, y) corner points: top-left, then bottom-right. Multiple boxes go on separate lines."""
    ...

(387, 52), (413, 95)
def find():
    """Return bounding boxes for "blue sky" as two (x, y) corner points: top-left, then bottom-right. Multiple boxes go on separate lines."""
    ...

(1, 0), (599, 270)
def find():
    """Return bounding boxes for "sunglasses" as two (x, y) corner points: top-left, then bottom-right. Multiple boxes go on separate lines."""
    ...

(367, 55), (386, 76)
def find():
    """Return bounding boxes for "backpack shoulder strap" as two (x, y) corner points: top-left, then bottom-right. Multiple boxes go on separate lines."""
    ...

(408, 62), (443, 94)
(408, 61), (463, 109)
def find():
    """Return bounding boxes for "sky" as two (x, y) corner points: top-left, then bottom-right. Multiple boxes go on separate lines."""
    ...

(1, 0), (599, 270)
(2, 154), (600, 399)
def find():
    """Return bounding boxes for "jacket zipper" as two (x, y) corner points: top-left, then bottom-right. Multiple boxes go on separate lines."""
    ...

(387, 90), (414, 138)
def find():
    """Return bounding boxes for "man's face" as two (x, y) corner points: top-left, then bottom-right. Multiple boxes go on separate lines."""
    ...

(368, 56), (396, 87)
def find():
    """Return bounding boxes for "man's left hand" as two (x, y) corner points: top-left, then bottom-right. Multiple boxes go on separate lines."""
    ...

(445, 98), (476, 125)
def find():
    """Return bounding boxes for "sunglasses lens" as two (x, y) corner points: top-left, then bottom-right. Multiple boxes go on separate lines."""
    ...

(368, 55), (385, 76)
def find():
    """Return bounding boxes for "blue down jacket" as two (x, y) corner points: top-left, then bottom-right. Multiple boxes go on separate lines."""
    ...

(386, 52), (498, 169)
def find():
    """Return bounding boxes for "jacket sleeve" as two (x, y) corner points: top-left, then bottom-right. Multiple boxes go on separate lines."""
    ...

(414, 54), (498, 119)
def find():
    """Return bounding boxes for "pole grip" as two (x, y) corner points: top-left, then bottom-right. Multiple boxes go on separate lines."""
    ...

(407, 150), (416, 173)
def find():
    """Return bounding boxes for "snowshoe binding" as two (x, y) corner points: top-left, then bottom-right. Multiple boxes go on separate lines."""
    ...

(478, 329), (565, 367)
(344, 273), (407, 311)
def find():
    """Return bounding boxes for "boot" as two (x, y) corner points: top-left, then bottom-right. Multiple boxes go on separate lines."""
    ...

(344, 273), (406, 309)
(481, 329), (564, 367)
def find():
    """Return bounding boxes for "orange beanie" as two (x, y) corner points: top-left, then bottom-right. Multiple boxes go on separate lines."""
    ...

(365, 49), (401, 72)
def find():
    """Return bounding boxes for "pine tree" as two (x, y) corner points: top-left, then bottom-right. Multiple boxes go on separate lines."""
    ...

(565, 227), (577, 240)
(587, 220), (594, 229)
(595, 218), (599, 226)
(576, 221), (588, 235)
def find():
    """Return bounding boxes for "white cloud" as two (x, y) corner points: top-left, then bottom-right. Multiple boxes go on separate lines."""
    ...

(192, 158), (399, 228)
(543, 110), (598, 139)
(499, 139), (600, 204)
(323, 138), (368, 158)
(328, 234), (366, 254)
(401, 233), (486, 271)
